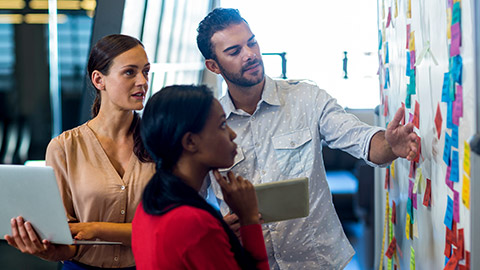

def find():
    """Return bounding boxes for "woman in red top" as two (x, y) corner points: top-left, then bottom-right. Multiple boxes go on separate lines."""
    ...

(132, 85), (269, 270)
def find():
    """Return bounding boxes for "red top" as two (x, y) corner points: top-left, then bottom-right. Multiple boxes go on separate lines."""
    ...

(132, 203), (269, 270)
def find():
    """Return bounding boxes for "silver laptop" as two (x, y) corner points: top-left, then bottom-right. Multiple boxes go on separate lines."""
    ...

(0, 165), (121, 245)
(254, 177), (310, 223)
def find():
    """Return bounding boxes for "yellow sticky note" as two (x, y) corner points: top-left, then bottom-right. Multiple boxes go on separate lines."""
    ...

(391, 161), (396, 179)
(407, 0), (412, 18)
(462, 174), (470, 209)
(382, 0), (386, 19)
(413, 219), (419, 238)
(394, 0), (398, 18)
(389, 208), (393, 240)
(409, 31), (415, 51)
(406, 213), (411, 239)
(413, 167), (422, 194)
(464, 141), (471, 177)
(447, 8), (452, 39)
(410, 247), (415, 270)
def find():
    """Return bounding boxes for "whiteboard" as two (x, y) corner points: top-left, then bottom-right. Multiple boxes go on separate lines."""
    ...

(374, 0), (476, 269)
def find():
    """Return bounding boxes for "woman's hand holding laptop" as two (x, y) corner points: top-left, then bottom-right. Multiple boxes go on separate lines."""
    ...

(4, 216), (77, 261)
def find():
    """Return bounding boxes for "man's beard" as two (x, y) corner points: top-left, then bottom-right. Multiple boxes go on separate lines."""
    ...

(219, 58), (265, 87)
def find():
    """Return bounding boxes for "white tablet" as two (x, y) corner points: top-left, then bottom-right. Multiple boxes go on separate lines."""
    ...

(254, 177), (309, 223)
(0, 165), (121, 245)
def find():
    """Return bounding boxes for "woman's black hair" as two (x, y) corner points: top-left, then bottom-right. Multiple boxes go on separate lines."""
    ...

(87, 34), (151, 162)
(141, 85), (258, 269)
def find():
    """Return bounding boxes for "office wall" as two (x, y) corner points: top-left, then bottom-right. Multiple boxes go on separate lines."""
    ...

(375, 0), (476, 269)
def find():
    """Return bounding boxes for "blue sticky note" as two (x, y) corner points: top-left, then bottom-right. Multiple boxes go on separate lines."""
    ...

(450, 151), (459, 182)
(444, 196), (453, 230)
(405, 94), (411, 109)
(441, 73), (450, 102)
(453, 55), (463, 84)
(406, 51), (411, 76)
(384, 68), (390, 89)
(408, 69), (416, 95)
(385, 42), (389, 64)
(407, 198), (413, 218)
(452, 2), (461, 25)
(451, 125), (459, 147)
(443, 133), (451, 165)
(378, 30), (382, 50)
(447, 101), (454, 129)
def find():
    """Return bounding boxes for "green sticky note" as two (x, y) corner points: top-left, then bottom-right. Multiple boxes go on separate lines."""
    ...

(410, 247), (415, 270)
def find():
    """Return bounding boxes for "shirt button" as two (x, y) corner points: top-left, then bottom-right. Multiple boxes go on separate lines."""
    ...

(121, 185), (126, 190)
(114, 256), (119, 261)
(121, 210), (125, 215)
(290, 141), (296, 147)
(252, 116), (256, 121)
(255, 142), (260, 147)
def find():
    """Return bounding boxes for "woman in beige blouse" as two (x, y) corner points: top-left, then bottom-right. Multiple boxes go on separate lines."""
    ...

(4, 34), (155, 269)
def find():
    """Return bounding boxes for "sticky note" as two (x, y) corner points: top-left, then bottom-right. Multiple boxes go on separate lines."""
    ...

(392, 200), (396, 224)
(385, 237), (396, 259)
(464, 141), (471, 176)
(450, 23), (461, 56)
(435, 103), (443, 139)
(406, 24), (411, 49)
(443, 133), (452, 165)
(413, 219), (418, 238)
(452, 1), (461, 25)
(423, 178), (431, 207)
(391, 160), (396, 179)
(442, 73), (451, 102)
(409, 31), (415, 51)
(413, 101), (420, 128)
(451, 55), (463, 84)
(447, 101), (454, 129)
(412, 192), (417, 209)
(386, 7), (392, 28)
(385, 167), (390, 189)
(451, 150), (459, 182)
(447, 8), (452, 39)
(385, 42), (390, 64)
(408, 180), (414, 199)
(409, 161), (416, 179)
(406, 213), (411, 239)
(444, 196), (454, 230)
(451, 125), (459, 148)
(410, 50), (416, 71)
(462, 174), (470, 209)
(453, 85), (463, 125)
(384, 68), (390, 89)
(458, 228), (465, 260)
(413, 168), (421, 193)
(445, 256), (459, 270)
(395, 0), (398, 18)
(453, 189), (460, 223)
(410, 247), (415, 270)
(446, 165), (454, 190)
(406, 51), (411, 75)
(407, 197), (413, 217)
(407, 0), (412, 18)
(384, 95), (389, 116)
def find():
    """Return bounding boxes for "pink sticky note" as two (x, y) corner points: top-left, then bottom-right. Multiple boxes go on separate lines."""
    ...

(386, 7), (392, 28)
(408, 180), (414, 199)
(410, 50), (416, 70)
(453, 85), (463, 124)
(450, 23), (461, 57)
(453, 190), (460, 223)
(413, 192), (417, 209)
(409, 112), (414, 123)
(406, 24), (411, 49)
(435, 103), (443, 139)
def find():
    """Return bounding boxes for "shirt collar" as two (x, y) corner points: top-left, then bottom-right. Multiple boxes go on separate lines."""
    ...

(221, 76), (282, 118)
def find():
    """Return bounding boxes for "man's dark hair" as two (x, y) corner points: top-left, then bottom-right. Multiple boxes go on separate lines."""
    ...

(196, 8), (247, 60)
